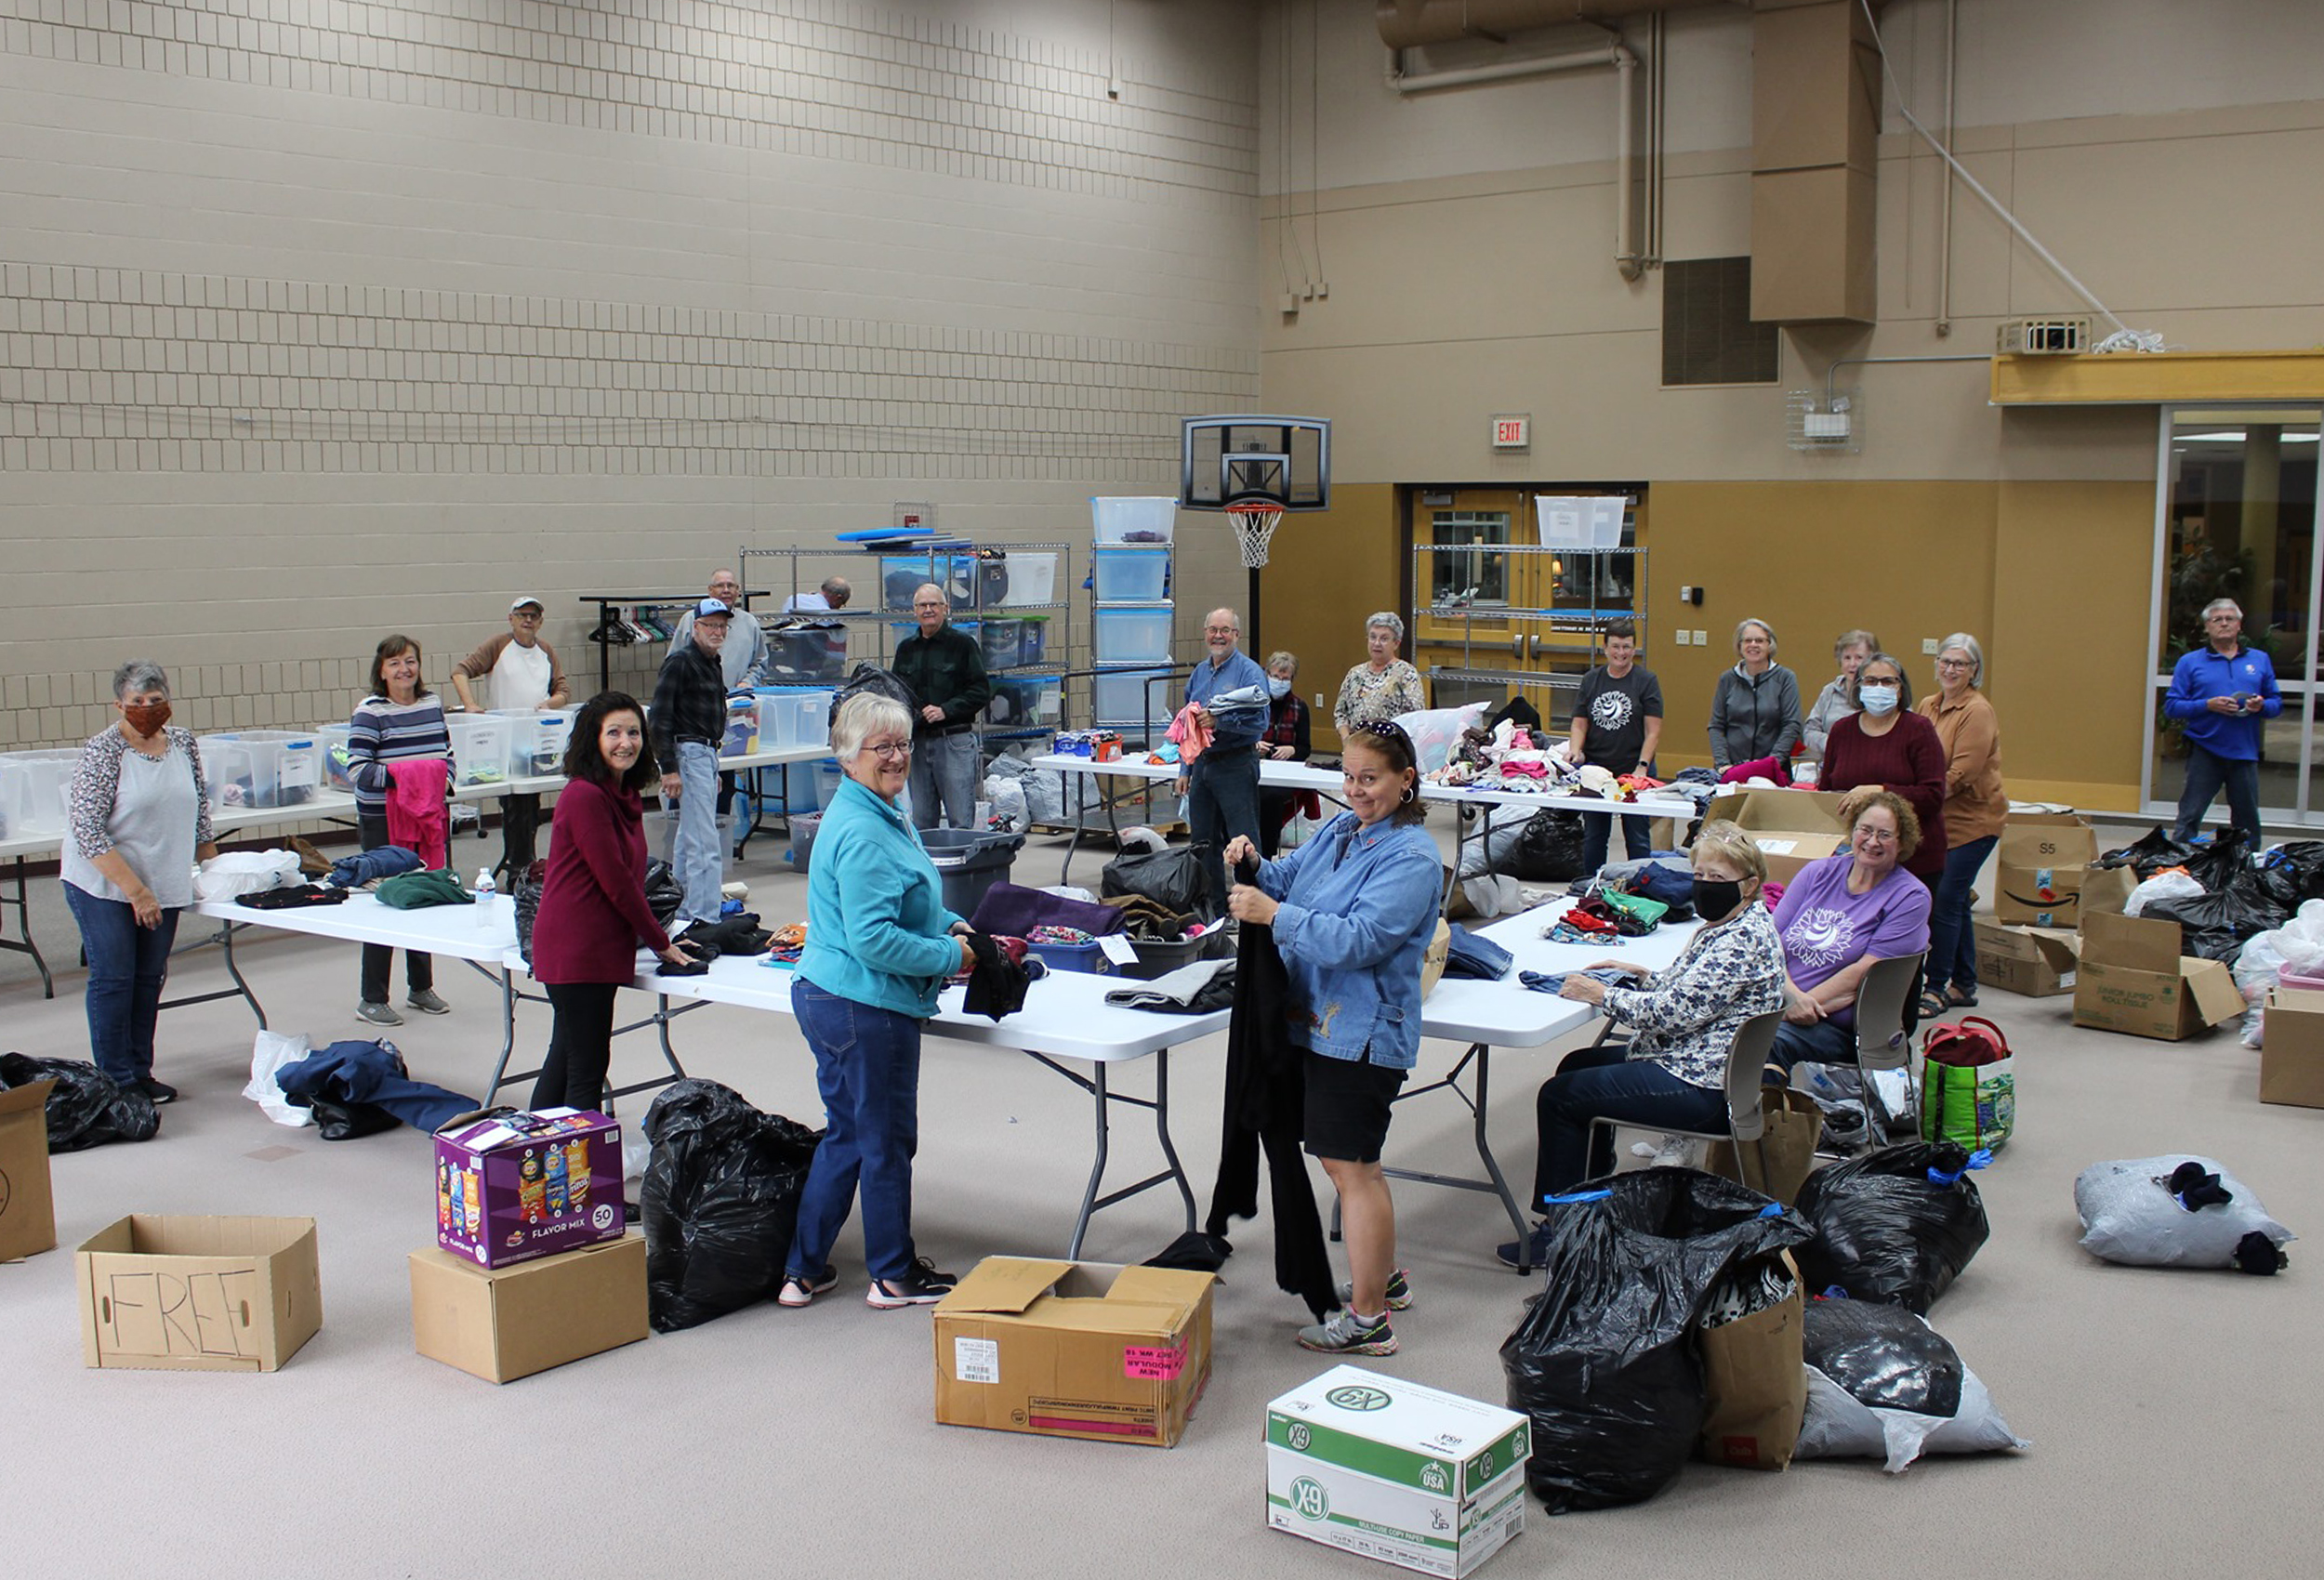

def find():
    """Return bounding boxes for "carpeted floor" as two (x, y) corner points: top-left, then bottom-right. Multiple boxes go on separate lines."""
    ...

(2, 823), (2319, 1579)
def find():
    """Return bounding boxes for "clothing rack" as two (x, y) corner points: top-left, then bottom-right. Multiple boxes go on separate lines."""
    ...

(576, 591), (767, 694)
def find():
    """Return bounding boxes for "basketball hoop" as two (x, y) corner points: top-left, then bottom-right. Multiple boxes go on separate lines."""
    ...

(1226, 499), (1286, 569)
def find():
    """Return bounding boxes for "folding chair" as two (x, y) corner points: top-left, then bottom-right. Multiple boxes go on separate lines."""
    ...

(1587, 1009), (1786, 1188)
(1851, 951), (1928, 1145)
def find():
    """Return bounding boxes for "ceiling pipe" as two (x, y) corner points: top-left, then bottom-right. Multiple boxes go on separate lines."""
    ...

(1378, 0), (1719, 52)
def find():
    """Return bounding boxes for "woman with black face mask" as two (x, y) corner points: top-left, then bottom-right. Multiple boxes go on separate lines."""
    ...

(1498, 821), (1786, 1269)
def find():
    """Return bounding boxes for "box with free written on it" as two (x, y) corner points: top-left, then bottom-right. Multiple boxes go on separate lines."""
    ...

(2071, 911), (2245, 1042)
(1994, 812), (2135, 928)
(931, 1257), (1214, 1447)
(2260, 987), (2324, 1108)
(75, 1215), (322, 1372)
(1974, 920), (2080, 998)
(0, 1079), (57, 1261)
(435, 1108), (626, 1270)
(409, 1231), (648, 1383)
(1703, 786), (1848, 887)
(1267, 1364), (1530, 1578)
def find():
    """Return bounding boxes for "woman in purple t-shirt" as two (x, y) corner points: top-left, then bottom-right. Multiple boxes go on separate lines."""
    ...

(1767, 789), (1932, 1073)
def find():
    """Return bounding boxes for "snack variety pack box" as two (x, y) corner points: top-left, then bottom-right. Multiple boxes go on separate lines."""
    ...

(435, 1108), (625, 1270)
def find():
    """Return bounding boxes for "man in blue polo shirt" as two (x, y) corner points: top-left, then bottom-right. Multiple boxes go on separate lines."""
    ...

(1179, 607), (1269, 916)
(2165, 597), (2280, 847)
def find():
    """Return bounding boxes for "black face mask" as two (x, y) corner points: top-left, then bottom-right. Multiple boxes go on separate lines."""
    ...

(1693, 876), (1746, 919)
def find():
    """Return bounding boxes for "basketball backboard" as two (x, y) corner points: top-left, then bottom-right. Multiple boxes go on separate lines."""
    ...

(1180, 415), (1330, 511)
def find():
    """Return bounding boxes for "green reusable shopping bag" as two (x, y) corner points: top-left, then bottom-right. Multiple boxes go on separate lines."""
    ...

(1918, 1017), (2014, 1152)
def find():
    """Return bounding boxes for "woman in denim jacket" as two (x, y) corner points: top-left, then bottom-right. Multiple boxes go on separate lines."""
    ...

(1225, 721), (1441, 1358)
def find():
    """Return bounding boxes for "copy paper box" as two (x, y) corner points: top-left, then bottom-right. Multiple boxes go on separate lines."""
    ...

(2072, 911), (2244, 1041)
(1704, 787), (1848, 886)
(76, 1215), (322, 1372)
(0, 1079), (57, 1261)
(1974, 921), (2080, 998)
(1995, 813), (2133, 927)
(932, 1257), (1213, 1446)
(1267, 1364), (1529, 1578)
(435, 1107), (624, 1270)
(2261, 988), (2324, 1108)
(409, 1232), (647, 1383)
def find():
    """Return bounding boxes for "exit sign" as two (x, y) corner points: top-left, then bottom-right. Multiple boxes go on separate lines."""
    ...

(1491, 414), (1530, 450)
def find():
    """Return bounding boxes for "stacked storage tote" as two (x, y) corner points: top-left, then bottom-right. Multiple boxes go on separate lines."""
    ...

(1089, 498), (1177, 743)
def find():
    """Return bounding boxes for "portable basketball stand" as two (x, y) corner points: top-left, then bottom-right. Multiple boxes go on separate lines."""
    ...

(1179, 415), (1330, 652)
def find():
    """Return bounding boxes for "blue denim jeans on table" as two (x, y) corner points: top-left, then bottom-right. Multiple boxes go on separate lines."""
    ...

(1187, 745), (1261, 918)
(670, 740), (723, 927)
(1532, 1043), (1728, 1205)
(62, 882), (180, 1088)
(1926, 833), (1998, 996)
(908, 730), (980, 832)
(787, 977), (926, 1285)
(2174, 745), (2262, 849)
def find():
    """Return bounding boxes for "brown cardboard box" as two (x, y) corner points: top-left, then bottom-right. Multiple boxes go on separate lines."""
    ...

(0, 1079), (57, 1262)
(2072, 912), (2245, 1041)
(2260, 988), (2324, 1108)
(75, 1215), (322, 1371)
(933, 1257), (1214, 1447)
(1704, 787), (1849, 886)
(1993, 812), (2135, 928)
(1974, 920), (2080, 998)
(409, 1231), (647, 1383)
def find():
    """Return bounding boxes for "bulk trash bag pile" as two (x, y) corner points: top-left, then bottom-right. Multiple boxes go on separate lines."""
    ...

(1793, 1141), (1990, 1312)
(2076, 1154), (2293, 1273)
(1499, 1168), (1812, 1511)
(0, 1052), (158, 1151)
(640, 1079), (821, 1332)
(1793, 1297), (2028, 1471)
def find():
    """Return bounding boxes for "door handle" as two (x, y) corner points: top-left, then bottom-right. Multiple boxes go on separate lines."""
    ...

(1512, 630), (1525, 660)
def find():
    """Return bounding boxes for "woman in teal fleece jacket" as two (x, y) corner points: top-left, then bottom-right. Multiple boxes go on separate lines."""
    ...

(784, 691), (978, 1311)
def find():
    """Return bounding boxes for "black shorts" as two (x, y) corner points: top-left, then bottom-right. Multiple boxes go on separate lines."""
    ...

(1302, 1048), (1408, 1164)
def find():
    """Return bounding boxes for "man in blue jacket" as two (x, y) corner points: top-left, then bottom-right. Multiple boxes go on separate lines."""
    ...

(2166, 598), (2280, 847)
(1179, 607), (1270, 917)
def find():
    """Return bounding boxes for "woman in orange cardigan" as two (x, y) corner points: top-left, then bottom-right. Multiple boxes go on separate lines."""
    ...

(1918, 634), (2005, 1010)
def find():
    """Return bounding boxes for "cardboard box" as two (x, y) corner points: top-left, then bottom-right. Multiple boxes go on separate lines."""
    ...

(932, 1257), (1214, 1447)
(1974, 920), (2080, 998)
(435, 1107), (625, 1270)
(2072, 911), (2245, 1041)
(1704, 786), (1849, 886)
(1993, 812), (2135, 928)
(409, 1232), (648, 1383)
(75, 1215), (322, 1372)
(2260, 987), (2324, 1108)
(1266, 1364), (1529, 1578)
(0, 1078), (57, 1261)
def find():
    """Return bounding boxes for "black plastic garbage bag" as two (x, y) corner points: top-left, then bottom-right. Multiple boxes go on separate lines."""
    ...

(0, 1051), (158, 1152)
(830, 662), (920, 725)
(2094, 827), (2194, 878)
(1795, 1297), (2028, 1470)
(2181, 830), (2252, 890)
(1507, 810), (1588, 882)
(1102, 844), (1212, 917)
(1500, 1167), (1812, 1513)
(1794, 1142), (1989, 1312)
(2145, 882), (2292, 962)
(640, 1079), (821, 1332)
(2264, 842), (2324, 904)
(643, 858), (685, 929)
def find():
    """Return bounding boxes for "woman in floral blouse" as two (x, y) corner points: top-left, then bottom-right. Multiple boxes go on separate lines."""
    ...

(1333, 612), (1426, 737)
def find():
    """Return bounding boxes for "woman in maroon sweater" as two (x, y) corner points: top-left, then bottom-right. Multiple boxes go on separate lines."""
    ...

(1817, 652), (1948, 887)
(531, 691), (701, 1110)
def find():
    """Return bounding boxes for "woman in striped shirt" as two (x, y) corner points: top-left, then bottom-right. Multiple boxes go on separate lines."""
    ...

(348, 634), (455, 1027)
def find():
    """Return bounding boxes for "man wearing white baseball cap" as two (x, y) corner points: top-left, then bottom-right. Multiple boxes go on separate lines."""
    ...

(451, 595), (571, 876)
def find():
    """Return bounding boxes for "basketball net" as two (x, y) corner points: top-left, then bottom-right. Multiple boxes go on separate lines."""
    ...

(1226, 499), (1286, 569)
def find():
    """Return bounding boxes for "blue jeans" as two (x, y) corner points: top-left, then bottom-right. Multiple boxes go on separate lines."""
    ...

(2174, 746), (2261, 848)
(908, 730), (980, 832)
(671, 741), (723, 927)
(1188, 745), (1261, 918)
(1767, 1013), (1856, 1075)
(788, 978), (925, 1284)
(1580, 810), (1654, 876)
(1532, 1044), (1728, 1204)
(1926, 834), (1997, 997)
(63, 882), (180, 1088)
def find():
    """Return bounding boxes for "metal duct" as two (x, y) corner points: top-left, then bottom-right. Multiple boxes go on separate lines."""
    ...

(1377, 0), (1722, 51)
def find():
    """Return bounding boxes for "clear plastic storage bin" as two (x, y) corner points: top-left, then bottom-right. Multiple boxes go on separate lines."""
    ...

(443, 715), (511, 789)
(980, 618), (1024, 668)
(311, 724), (357, 791)
(197, 731), (321, 810)
(1090, 667), (1176, 728)
(1091, 546), (1170, 603)
(492, 709), (574, 780)
(0, 748), (79, 838)
(998, 552), (1059, 607)
(754, 688), (834, 750)
(1092, 604), (1175, 665)
(1091, 497), (1179, 544)
(1018, 616), (1049, 666)
(986, 677), (1063, 731)
(720, 695), (761, 759)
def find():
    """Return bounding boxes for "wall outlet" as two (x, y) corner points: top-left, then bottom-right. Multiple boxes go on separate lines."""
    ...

(1693, 630), (1708, 645)
(1921, 638), (1940, 654)
(1672, 628), (1689, 646)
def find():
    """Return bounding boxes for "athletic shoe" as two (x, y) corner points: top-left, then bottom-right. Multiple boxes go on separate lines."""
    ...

(405, 989), (451, 1016)
(139, 1077), (178, 1105)
(1495, 1220), (1555, 1271)
(1297, 1307), (1398, 1356)
(356, 1001), (404, 1027)
(1335, 1268), (1413, 1311)
(867, 1257), (957, 1308)
(778, 1266), (838, 1308)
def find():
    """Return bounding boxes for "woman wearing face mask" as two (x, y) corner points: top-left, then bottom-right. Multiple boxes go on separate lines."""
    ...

(1802, 628), (1880, 763)
(1815, 652), (1947, 886)
(60, 660), (218, 1105)
(1255, 650), (1316, 858)
(1918, 634), (2005, 1011)
(1500, 821), (1786, 1268)
(1765, 790), (1933, 1073)
(1707, 618), (1802, 773)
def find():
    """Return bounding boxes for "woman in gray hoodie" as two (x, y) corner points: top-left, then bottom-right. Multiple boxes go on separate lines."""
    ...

(1707, 618), (1802, 771)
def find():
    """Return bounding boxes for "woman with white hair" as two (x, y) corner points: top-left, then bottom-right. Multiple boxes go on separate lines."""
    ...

(1803, 628), (1880, 761)
(1918, 633), (2005, 1009)
(1707, 618), (1802, 772)
(1333, 611), (1426, 735)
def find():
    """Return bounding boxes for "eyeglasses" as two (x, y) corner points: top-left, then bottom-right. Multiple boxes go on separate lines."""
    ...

(1854, 825), (1899, 844)
(1935, 657), (1973, 670)
(864, 740), (914, 761)
(1206, 625), (1238, 637)
(512, 611), (543, 623)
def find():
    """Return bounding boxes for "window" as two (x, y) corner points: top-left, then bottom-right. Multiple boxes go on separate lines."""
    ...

(1428, 511), (1511, 607)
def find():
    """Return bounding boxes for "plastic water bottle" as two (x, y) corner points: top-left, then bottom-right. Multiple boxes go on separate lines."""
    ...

(475, 867), (497, 929)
